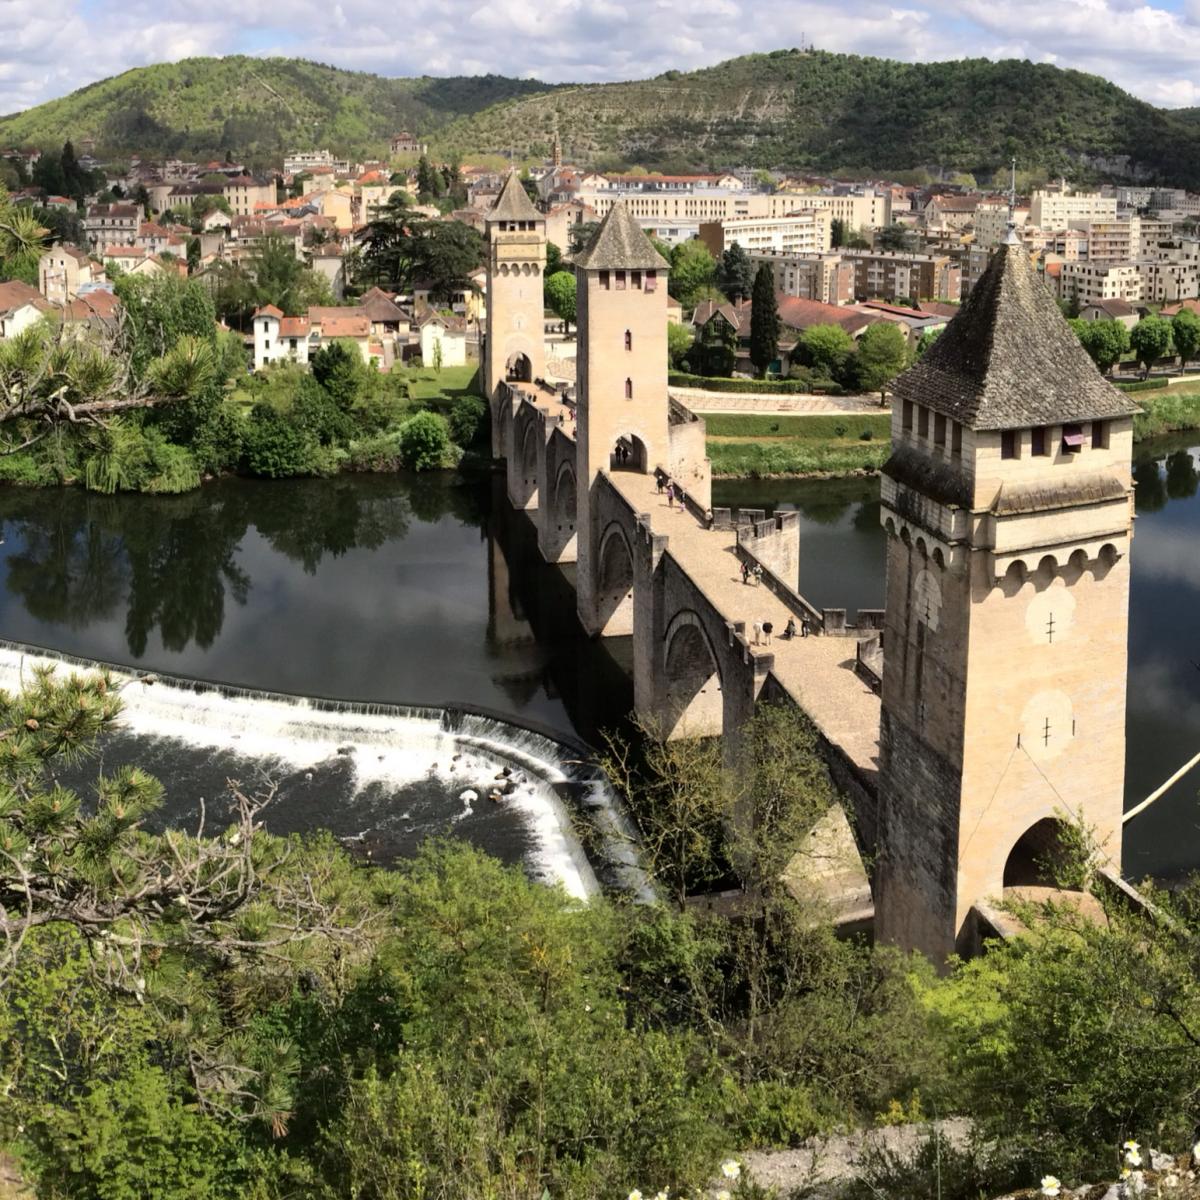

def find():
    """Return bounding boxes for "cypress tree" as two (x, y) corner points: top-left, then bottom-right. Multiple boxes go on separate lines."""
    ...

(749, 262), (780, 378)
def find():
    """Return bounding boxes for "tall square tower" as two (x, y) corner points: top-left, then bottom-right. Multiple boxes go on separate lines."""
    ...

(485, 173), (547, 455)
(571, 203), (670, 635)
(875, 233), (1139, 961)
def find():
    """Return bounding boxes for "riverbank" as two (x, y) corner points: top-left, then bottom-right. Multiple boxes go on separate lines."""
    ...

(705, 411), (891, 478)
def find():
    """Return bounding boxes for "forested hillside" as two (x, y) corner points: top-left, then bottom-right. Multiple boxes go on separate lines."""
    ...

(4, 49), (1200, 184)
(0, 57), (553, 166)
(437, 49), (1200, 185)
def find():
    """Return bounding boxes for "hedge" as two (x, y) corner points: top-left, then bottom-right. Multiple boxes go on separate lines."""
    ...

(1132, 390), (1200, 441)
(668, 372), (844, 396)
(707, 440), (889, 478)
(1116, 378), (1170, 393)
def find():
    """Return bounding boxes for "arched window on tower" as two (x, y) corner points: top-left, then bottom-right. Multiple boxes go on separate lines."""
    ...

(624, 330), (632, 351)
(625, 378), (633, 400)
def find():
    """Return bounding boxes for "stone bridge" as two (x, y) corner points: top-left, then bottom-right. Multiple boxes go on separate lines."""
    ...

(494, 380), (885, 850)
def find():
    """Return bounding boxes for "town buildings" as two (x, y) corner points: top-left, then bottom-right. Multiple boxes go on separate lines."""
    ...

(698, 210), (832, 257)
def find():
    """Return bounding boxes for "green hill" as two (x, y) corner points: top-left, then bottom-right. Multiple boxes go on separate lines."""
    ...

(435, 49), (1200, 186)
(0, 57), (553, 166)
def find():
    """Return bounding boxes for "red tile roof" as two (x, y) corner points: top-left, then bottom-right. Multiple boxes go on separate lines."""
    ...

(279, 316), (310, 337)
(0, 280), (50, 316)
(254, 304), (284, 319)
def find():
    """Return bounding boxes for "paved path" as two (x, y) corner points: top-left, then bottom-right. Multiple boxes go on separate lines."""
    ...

(668, 386), (887, 416)
(608, 471), (881, 780)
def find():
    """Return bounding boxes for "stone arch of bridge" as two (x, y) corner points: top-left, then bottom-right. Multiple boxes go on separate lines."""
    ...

(1002, 815), (1076, 889)
(552, 459), (577, 538)
(662, 608), (724, 738)
(596, 521), (635, 631)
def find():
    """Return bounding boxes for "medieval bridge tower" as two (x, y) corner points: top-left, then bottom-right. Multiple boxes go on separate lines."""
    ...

(484, 173), (547, 456)
(572, 205), (672, 636)
(875, 231), (1138, 961)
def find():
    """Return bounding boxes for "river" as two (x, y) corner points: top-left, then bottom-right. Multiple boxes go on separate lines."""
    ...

(0, 445), (1195, 883)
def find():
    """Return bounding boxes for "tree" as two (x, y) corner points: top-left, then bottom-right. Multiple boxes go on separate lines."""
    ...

(310, 339), (366, 411)
(113, 272), (217, 376)
(240, 402), (320, 477)
(718, 242), (755, 302)
(1069, 318), (1129, 376)
(877, 224), (915, 252)
(853, 322), (908, 401)
(667, 321), (693, 368)
(397, 410), (451, 471)
(668, 240), (718, 308)
(544, 270), (576, 331)
(800, 323), (855, 379)
(830, 217), (848, 248)
(749, 262), (780, 377)
(545, 240), (563, 276)
(0, 186), (49, 283)
(1171, 308), (1200, 369)
(250, 233), (331, 315)
(416, 155), (444, 201)
(1129, 314), (1172, 377)
(568, 220), (601, 255)
(915, 327), (942, 358)
(360, 199), (483, 304)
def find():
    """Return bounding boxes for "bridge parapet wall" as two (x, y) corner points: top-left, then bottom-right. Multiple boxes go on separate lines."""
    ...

(539, 428), (580, 563)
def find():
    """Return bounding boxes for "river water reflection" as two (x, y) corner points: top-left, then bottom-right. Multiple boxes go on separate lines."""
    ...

(0, 448), (1196, 882)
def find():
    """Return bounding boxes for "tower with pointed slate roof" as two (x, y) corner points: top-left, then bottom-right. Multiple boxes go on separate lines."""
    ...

(485, 173), (547, 455)
(874, 232), (1139, 961)
(573, 202), (671, 635)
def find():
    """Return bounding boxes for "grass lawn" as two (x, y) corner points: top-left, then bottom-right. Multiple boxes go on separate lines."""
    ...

(704, 411), (891, 477)
(403, 365), (481, 412)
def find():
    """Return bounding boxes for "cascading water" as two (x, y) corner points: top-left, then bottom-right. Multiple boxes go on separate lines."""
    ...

(0, 640), (651, 902)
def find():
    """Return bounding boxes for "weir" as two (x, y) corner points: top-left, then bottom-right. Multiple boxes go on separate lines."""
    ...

(0, 639), (651, 902)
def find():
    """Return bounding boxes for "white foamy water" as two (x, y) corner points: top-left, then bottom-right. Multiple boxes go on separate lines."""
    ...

(0, 642), (652, 902)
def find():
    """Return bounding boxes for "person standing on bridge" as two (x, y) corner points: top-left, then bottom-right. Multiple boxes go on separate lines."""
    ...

(666, 482), (675, 509)
(752, 620), (763, 646)
(784, 617), (797, 639)
(740, 561), (750, 586)
(762, 620), (773, 645)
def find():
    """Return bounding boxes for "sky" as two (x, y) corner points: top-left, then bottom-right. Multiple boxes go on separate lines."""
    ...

(4, 0), (1200, 117)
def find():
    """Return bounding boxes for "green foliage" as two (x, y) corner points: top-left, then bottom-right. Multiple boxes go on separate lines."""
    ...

(799, 323), (855, 379)
(1132, 388), (1200, 439)
(436, 49), (1200, 187)
(396, 410), (452, 471)
(0, 58), (553, 162)
(543, 269), (577, 328)
(704, 413), (891, 440)
(719, 242), (756, 302)
(667, 321), (694, 367)
(1171, 308), (1200, 365)
(447, 394), (488, 446)
(707, 439), (888, 477)
(669, 371), (841, 395)
(915, 327), (941, 358)
(1118, 376), (1170, 393)
(310, 339), (366, 412)
(113, 273), (218, 378)
(749, 263), (780, 377)
(926, 882), (1200, 1178)
(840, 1131), (1030, 1200)
(360, 196), (484, 302)
(250, 234), (332, 316)
(1069, 316), (1131, 375)
(240, 402), (323, 478)
(687, 312), (738, 377)
(853, 322), (909, 397)
(291, 376), (355, 447)
(669, 240), (719, 308)
(1129, 314), (1172, 372)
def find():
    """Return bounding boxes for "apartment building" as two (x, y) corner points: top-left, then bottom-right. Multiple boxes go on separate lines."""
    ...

(764, 253), (857, 305)
(82, 203), (139, 251)
(1029, 189), (1118, 228)
(697, 209), (831, 257)
(1058, 261), (1144, 305)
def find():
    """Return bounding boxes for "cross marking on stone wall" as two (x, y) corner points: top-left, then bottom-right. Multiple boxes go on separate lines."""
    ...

(1046, 613), (1056, 644)
(1042, 717), (1052, 746)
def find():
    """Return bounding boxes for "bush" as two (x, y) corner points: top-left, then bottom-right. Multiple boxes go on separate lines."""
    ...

(1116, 377), (1170, 393)
(396, 410), (452, 471)
(346, 432), (403, 472)
(291, 377), (354, 446)
(448, 394), (488, 446)
(141, 438), (201, 494)
(0, 452), (51, 486)
(240, 402), (321, 478)
(706, 440), (889, 477)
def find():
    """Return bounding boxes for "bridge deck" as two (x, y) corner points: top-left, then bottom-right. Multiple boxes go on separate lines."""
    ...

(607, 470), (881, 781)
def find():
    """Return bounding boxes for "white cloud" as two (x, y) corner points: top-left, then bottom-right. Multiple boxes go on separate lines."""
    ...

(3, 0), (1200, 116)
